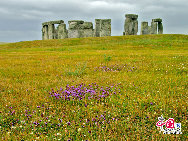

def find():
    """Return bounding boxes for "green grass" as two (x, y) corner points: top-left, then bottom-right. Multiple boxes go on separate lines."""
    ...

(0, 34), (187, 140)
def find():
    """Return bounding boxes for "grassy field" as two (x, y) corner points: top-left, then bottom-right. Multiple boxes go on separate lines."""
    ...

(0, 34), (187, 140)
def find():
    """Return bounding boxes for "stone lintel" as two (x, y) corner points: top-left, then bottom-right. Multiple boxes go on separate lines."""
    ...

(95, 19), (101, 22)
(68, 20), (84, 24)
(142, 21), (148, 24)
(42, 20), (64, 26)
(125, 14), (138, 19)
(100, 19), (111, 22)
(82, 22), (93, 29)
(152, 18), (162, 23)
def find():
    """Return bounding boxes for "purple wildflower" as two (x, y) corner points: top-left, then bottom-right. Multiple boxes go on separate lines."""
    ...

(67, 122), (71, 125)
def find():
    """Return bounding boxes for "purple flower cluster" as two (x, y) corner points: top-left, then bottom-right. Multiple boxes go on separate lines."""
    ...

(50, 83), (121, 101)
(95, 64), (137, 72)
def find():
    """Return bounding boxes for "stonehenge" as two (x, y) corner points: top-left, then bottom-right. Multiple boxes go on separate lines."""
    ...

(141, 18), (163, 35)
(124, 14), (138, 35)
(42, 14), (163, 40)
(42, 19), (111, 40)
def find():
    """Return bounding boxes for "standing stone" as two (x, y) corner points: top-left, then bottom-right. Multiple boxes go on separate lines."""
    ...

(42, 27), (45, 40)
(68, 20), (94, 38)
(94, 19), (101, 37)
(48, 24), (55, 39)
(68, 20), (84, 38)
(150, 21), (158, 34)
(140, 18), (163, 35)
(141, 22), (149, 35)
(94, 19), (111, 37)
(151, 19), (163, 34)
(57, 23), (68, 39)
(158, 22), (163, 34)
(43, 25), (49, 40)
(80, 22), (94, 38)
(124, 14), (138, 35)
(42, 20), (65, 40)
(99, 19), (111, 37)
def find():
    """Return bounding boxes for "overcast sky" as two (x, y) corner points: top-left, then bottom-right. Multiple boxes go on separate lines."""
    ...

(0, 0), (187, 42)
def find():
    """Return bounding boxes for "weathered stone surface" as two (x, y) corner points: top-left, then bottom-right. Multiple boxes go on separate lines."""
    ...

(68, 20), (84, 25)
(125, 14), (138, 19)
(55, 28), (59, 39)
(94, 19), (101, 37)
(68, 20), (94, 38)
(158, 22), (163, 34)
(100, 19), (111, 37)
(81, 29), (94, 37)
(68, 30), (80, 38)
(124, 14), (138, 35)
(152, 18), (162, 23)
(69, 22), (79, 30)
(82, 22), (93, 29)
(42, 25), (49, 40)
(48, 24), (55, 39)
(150, 21), (158, 34)
(141, 22), (149, 35)
(140, 18), (163, 35)
(68, 20), (82, 38)
(42, 27), (45, 40)
(68, 20), (84, 30)
(80, 22), (94, 37)
(57, 23), (68, 39)
(151, 18), (163, 34)
(42, 20), (64, 26)
(94, 19), (111, 37)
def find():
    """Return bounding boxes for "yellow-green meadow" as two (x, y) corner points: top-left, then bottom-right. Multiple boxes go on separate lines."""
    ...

(0, 34), (187, 140)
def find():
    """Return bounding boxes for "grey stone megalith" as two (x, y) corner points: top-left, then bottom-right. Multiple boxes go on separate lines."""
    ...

(153, 18), (163, 34)
(140, 18), (163, 35)
(150, 21), (158, 34)
(100, 19), (111, 37)
(42, 25), (48, 40)
(94, 19), (111, 37)
(94, 19), (101, 37)
(42, 20), (65, 40)
(141, 22), (150, 35)
(68, 20), (84, 38)
(124, 14), (138, 35)
(57, 23), (68, 39)
(80, 22), (94, 38)
(42, 18), (111, 40)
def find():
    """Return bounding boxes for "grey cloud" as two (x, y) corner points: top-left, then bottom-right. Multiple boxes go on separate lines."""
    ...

(0, 0), (187, 42)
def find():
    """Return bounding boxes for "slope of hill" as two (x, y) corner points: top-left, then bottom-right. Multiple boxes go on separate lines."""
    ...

(0, 34), (187, 140)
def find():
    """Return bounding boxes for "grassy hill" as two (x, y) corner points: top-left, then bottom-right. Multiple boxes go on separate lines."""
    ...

(0, 34), (187, 140)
